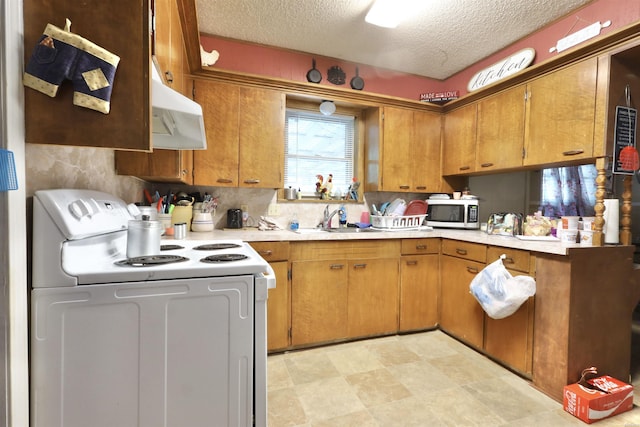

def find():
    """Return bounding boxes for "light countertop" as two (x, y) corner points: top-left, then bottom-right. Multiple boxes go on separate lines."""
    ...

(171, 227), (624, 256)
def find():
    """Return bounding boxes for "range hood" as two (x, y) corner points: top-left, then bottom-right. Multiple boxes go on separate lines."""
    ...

(151, 63), (207, 150)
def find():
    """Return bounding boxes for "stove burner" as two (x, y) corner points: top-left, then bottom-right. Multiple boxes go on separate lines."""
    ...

(193, 243), (242, 251)
(115, 255), (189, 267)
(161, 244), (184, 251)
(201, 254), (248, 263)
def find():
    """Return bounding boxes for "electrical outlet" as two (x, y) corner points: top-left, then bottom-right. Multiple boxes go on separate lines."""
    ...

(267, 204), (280, 216)
(240, 204), (248, 213)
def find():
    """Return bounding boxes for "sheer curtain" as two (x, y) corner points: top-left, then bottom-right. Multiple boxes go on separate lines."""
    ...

(540, 165), (597, 218)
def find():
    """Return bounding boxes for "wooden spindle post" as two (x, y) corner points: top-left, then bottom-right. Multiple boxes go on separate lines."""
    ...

(593, 157), (607, 246)
(620, 175), (632, 245)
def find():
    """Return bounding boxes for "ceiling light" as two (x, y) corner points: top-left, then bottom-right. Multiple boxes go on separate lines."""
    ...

(319, 100), (336, 116)
(365, 0), (410, 28)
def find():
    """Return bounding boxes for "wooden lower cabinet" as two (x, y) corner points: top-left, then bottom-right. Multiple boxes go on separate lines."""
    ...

(291, 259), (348, 346)
(399, 239), (440, 331)
(484, 299), (534, 375)
(347, 258), (399, 338)
(439, 254), (485, 349)
(290, 240), (400, 347)
(483, 246), (535, 375)
(250, 242), (290, 352)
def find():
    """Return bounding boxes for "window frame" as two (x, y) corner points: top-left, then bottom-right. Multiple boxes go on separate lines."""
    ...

(282, 98), (365, 202)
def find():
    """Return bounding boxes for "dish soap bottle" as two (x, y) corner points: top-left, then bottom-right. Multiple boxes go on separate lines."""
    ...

(339, 204), (347, 228)
(289, 212), (299, 231)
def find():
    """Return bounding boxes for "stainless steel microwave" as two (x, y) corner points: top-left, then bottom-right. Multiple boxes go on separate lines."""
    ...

(426, 199), (479, 229)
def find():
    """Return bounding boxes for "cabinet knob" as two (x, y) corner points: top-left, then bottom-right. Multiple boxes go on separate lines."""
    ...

(480, 162), (494, 168)
(258, 250), (273, 256)
(329, 264), (344, 270)
(466, 266), (479, 274)
(217, 178), (233, 184)
(415, 186), (427, 190)
(503, 257), (514, 264)
(459, 166), (471, 171)
(353, 263), (367, 269)
(406, 260), (418, 266)
(244, 179), (261, 184)
(399, 185), (410, 190)
(456, 248), (468, 255)
(416, 244), (427, 250)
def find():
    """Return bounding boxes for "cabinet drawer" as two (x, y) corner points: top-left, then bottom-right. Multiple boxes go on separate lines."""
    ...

(441, 239), (486, 263)
(487, 246), (531, 274)
(291, 240), (400, 261)
(250, 241), (290, 262)
(401, 238), (440, 255)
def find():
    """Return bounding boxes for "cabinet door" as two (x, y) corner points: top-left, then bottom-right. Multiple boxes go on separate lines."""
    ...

(193, 80), (240, 186)
(413, 110), (443, 192)
(381, 107), (414, 192)
(238, 87), (285, 188)
(484, 297), (534, 375)
(291, 260), (348, 346)
(524, 58), (598, 166)
(266, 261), (290, 352)
(399, 254), (439, 331)
(347, 258), (398, 338)
(442, 103), (477, 175)
(476, 85), (526, 172)
(115, 149), (193, 184)
(439, 255), (485, 349)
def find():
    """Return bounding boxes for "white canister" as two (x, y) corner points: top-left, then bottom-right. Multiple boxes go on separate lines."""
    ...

(126, 216), (162, 258)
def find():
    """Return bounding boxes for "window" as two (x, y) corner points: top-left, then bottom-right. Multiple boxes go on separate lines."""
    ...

(284, 109), (356, 197)
(540, 164), (597, 217)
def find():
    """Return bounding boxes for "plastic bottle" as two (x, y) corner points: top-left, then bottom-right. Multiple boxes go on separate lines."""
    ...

(339, 205), (347, 228)
(289, 212), (299, 231)
(297, 188), (302, 200)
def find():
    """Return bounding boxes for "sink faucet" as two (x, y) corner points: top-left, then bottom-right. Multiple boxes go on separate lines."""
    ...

(322, 205), (344, 230)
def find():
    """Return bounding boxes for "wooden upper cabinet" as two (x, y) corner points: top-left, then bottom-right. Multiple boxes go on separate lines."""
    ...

(114, 0), (192, 183)
(193, 80), (284, 188)
(442, 103), (477, 175)
(381, 107), (413, 192)
(379, 107), (443, 193)
(524, 58), (598, 166)
(193, 80), (240, 186)
(153, 0), (187, 94)
(24, 0), (151, 150)
(476, 85), (526, 172)
(238, 87), (285, 188)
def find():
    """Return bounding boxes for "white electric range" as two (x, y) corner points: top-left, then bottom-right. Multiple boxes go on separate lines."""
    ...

(30, 189), (274, 427)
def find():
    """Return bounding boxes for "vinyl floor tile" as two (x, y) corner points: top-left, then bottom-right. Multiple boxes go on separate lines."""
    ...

(267, 330), (640, 427)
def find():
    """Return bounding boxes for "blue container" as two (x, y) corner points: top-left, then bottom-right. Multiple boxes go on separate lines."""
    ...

(0, 149), (18, 191)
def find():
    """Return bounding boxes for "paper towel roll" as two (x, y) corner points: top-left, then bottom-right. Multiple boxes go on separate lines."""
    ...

(603, 199), (619, 244)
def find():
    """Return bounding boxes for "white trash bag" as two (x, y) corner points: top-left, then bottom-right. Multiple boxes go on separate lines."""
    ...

(469, 255), (536, 319)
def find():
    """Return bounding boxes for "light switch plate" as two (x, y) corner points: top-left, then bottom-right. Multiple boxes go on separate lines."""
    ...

(267, 204), (279, 216)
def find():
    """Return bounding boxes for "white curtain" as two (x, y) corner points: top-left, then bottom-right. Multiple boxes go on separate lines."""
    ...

(540, 165), (597, 218)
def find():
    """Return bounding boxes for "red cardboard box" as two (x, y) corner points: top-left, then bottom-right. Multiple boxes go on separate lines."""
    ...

(563, 375), (634, 424)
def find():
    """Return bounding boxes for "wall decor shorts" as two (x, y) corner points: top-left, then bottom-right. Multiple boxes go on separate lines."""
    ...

(23, 20), (120, 114)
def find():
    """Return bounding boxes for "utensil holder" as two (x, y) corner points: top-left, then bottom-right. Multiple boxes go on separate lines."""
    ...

(0, 149), (18, 191)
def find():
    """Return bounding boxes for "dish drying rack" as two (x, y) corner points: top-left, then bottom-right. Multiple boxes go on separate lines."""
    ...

(370, 214), (429, 231)
(0, 149), (18, 191)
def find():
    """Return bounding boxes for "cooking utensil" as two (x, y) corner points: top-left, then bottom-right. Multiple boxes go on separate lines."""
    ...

(284, 187), (298, 200)
(350, 66), (364, 90)
(126, 215), (162, 258)
(306, 59), (322, 83)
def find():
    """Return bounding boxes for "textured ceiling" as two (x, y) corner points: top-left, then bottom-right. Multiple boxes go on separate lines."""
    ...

(196, 0), (593, 80)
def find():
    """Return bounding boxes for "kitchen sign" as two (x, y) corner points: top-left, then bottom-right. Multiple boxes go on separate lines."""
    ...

(467, 48), (535, 92)
(420, 90), (459, 103)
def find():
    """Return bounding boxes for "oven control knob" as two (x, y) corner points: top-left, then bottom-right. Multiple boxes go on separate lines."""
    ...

(68, 199), (93, 220)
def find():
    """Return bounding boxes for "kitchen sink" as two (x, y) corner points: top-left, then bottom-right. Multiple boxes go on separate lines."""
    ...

(324, 227), (381, 233)
(294, 227), (380, 234)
